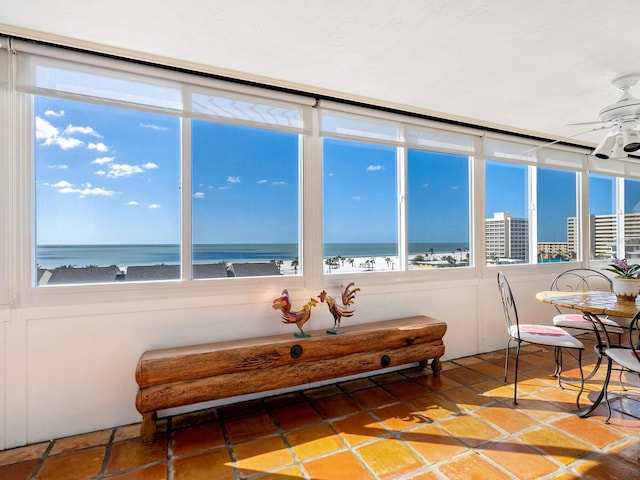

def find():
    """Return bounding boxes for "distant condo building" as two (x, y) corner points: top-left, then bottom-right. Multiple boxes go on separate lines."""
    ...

(587, 212), (640, 260)
(485, 212), (528, 262)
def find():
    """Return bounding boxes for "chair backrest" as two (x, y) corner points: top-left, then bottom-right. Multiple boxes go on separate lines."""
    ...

(550, 268), (612, 292)
(550, 268), (612, 314)
(629, 310), (640, 366)
(497, 271), (520, 338)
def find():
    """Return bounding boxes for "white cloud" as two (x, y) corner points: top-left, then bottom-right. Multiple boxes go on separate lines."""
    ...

(128, 200), (139, 206)
(422, 183), (430, 188)
(257, 179), (268, 184)
(92, 156), (114, 165)
(58, 186), (115, 197)
(64, 124), (101, 137)
(48, 164), (69, 170)
(352, 196), (361, 201)
(95, 170), (106, 176)
(367, 165), (384, 171)
(271, 181), (286, 186)
(149, 204), (161, 209)
(88, 142), (109, 152)
(53, 180), (73, 188)
(193, 192), (205, 199)
(35, 117), (85, 150)
(226, 176), (241, 184)
(139, 123), (167, 131)
(44, 110), (64, 117)
(142, 162), (159, 169)
(106, 164), (144, 178)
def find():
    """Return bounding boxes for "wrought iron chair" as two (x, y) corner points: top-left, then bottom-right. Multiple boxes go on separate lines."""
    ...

(497, 271), (585, 405)
(578, 310), (640, 423)
(549, 268), (623, 380)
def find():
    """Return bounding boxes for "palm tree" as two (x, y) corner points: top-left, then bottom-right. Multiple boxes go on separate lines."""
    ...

(428, 248), (434, 260)
(291, 257), (299, 274)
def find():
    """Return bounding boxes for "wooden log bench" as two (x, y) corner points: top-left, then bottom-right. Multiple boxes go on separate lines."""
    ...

(135, 315), (447, 443)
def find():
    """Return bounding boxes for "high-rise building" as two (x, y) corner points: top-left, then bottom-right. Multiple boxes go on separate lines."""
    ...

(485, 212), (529, 262)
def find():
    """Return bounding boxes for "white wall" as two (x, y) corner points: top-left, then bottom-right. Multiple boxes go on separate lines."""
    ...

(0, 270), (563, 449)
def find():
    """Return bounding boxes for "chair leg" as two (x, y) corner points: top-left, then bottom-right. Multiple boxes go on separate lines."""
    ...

(579, 356), (613, 419)
(575, 349), (584, 410)
(513, 341), (520, 405)
(504, 337), (513, 384)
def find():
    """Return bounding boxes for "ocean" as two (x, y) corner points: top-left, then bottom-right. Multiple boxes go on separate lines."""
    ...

(36, 243), (470, 269)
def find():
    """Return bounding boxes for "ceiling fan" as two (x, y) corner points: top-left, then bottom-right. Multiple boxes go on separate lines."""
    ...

(526, 74), (640, 159)
(572, 73), (640, 159)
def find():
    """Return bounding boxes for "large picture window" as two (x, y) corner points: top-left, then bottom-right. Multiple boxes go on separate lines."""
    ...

(407, 150), (470, 269)
(191, 121), (301, 279)
(35, 96), (181, 284)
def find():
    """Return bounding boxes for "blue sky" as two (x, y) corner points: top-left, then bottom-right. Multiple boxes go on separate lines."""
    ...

(36, 96), (585, 246)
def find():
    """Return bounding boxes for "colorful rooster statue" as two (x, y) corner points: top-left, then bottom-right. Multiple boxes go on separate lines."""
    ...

(272, 289), (318, 338)
(318, 281), (361, 334)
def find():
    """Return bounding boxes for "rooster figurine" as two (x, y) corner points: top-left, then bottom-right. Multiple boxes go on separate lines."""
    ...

(272, 289), (318, 338)
(318, 282), (361, 334)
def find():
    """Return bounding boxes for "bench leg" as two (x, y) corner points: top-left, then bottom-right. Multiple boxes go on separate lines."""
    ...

(140, 412), (157, 444)
(431, 357), (442, 376)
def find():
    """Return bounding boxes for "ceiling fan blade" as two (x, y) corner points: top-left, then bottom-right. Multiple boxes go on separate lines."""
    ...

(567, 121), (608, 126)
(522, 125), (611, 154)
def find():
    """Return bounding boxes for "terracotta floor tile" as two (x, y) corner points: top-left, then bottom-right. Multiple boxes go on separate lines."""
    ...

(370, 372), (407, 385)
(35, 446), (105, 480)
(512, 396), (567, 422)
(106, 436), (166, 474)
(466, 359), (506, 378)
(409, 393), (461, 421)
(0, 442), (49, 466)
(338, 377), (377, 393)
(304, 384), (343, 399)
(171, 407), (218, 429)
(443, 367), (487, 385)
(49, 429), (112, 455)
(173, 448), (234, 480)
(223, 411), (279, 444)
(441, 386), (495, 410)
(259, 465), (306, 479)
(518, 425), (591, 465)
(438, 413), (504, 448)
(331, 412), (389, 446)
(356, 438), (422, 480)
(475, 403), (538, 434)
(232, 435), (294, 477)
(551, 415), (624, 449)
(437, 452), (512, 480)
(572, 452), (640, 479)
(372, 402), (431, 432)
(350, 387), (398, 410)
(532, 385), (583, 411)
(107, 463), (168, 480)
(285, 424), (345, 461)
(263, 392), (306, 409)
(400, 423), (467, 464)
(313, 393), (362, 419)
(113, 424), (142, 442)
(609, 438), (640, 469)
(0, 459), (38, 480)
(382, 380), (429, 400)
(405, 470), (440, 480)
(217, 399), (265, 419)
(304, 450), (375, 480)
(481, 438), (560, 479)
(172, 422), (226, 456)
(270, 401), (323, 431)
(414, 372), (462, 391)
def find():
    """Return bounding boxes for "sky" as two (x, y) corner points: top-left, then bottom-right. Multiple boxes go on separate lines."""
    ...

(36, 95), (596, 247)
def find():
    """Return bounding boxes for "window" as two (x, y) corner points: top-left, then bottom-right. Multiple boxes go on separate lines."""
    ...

(485, 161), (529, 265)
(623, 178), (640, 260)
(588, 174), (616, 260)
(537, 167), (577, 263)
(407, 150), (470, 269)
(192, 121), (301, 279)
(322, 138), (398, 273)
(35, 96), (181, 284)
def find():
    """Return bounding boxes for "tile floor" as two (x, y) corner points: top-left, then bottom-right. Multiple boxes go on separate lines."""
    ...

(2, 337), (640, 480)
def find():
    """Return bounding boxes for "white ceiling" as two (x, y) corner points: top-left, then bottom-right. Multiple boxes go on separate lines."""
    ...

(2, 0), (640, 148)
